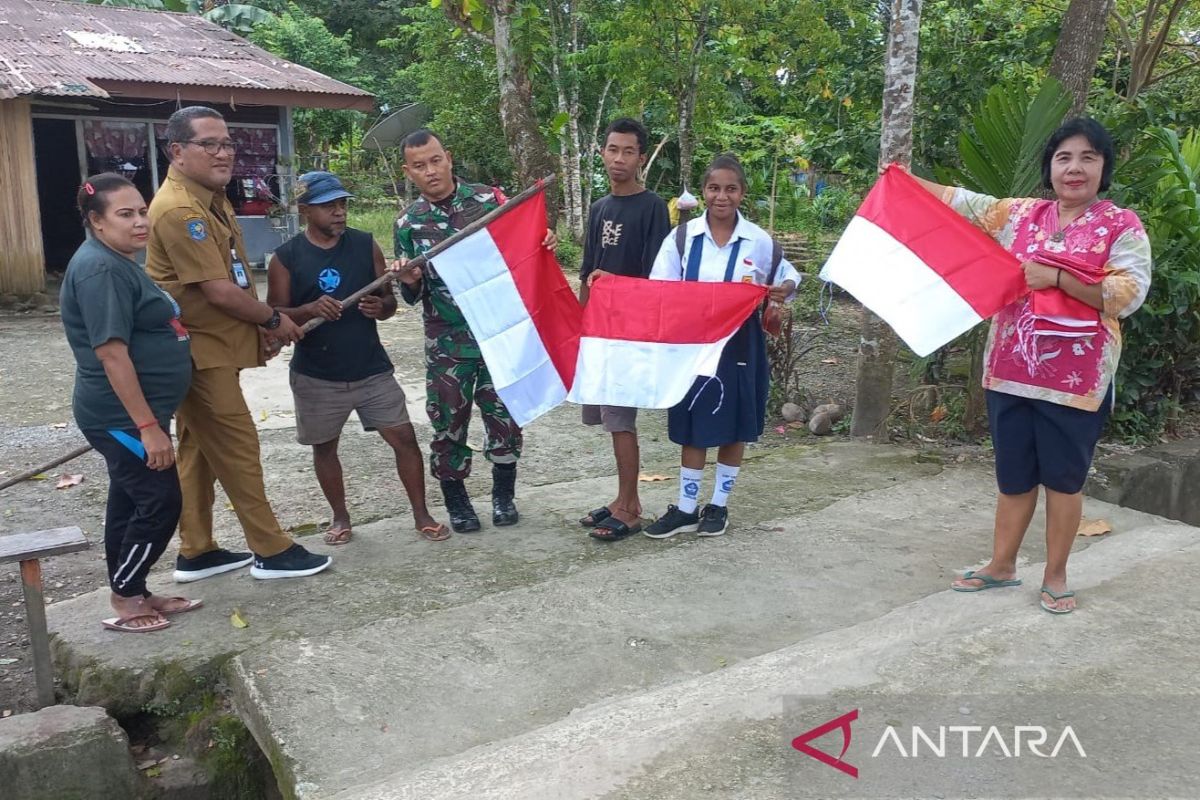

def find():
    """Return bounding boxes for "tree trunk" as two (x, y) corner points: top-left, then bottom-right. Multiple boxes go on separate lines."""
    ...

(550, 3), (585, 240)
(582, 78), (614, 224)
(676, 8), (710, 192)
(1119, 0), (1194, 101)
(1049, 0), (1115, 116)
(493, 3), (558, 215)
(851, 0), (923, 440)
(462, 0), (559, 222)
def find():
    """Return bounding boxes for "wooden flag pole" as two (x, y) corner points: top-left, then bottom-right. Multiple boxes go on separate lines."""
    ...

(301, 174), (558, 334)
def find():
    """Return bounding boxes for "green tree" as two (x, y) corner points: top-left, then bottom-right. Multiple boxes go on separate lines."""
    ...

(250, 4), (370, 158)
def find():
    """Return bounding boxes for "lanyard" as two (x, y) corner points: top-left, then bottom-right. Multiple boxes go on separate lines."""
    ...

(683, 232), (743, 282)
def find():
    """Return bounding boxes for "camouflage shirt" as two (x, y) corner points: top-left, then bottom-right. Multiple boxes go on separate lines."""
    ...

(395, 179), (504, 355)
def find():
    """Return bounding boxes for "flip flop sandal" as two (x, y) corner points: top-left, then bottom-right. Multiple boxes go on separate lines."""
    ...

(323, 526), (353, 546)
(580, 507), (612, 528)
(102, 614), (171, 633)
(1040, 586), (1076, 614)
(952, 570), (1023, 592)
(589, 517), (642, 541)
(418, 524), (451, 542)
(155, 597), (204, 616)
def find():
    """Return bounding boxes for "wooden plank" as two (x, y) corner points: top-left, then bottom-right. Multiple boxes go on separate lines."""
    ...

(20, 559), (55, 708)
(0, 98), (46, 295)
(0, 527), (89, 565)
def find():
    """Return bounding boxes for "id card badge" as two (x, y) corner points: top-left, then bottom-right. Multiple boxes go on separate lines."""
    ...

(230, 248), (250, 289)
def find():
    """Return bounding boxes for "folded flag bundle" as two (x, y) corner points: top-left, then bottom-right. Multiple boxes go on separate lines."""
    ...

(1027, 251), (1102, 339)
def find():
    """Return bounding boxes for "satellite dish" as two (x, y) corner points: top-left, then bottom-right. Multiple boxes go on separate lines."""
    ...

(362, 103), (432, 150)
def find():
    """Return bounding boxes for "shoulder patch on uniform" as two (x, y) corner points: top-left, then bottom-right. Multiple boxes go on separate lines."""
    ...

(181, 212), (204, 222)
(187, 220), (208, 241)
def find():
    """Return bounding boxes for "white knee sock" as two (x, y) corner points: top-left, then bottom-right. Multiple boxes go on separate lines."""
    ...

(710, 463), (740, 507)
(678, 467), (704, 514)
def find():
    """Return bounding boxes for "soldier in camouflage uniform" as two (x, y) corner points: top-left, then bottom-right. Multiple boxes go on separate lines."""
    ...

(391, 129), (556, 533)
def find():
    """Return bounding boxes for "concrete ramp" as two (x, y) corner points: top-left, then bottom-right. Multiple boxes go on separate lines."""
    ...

(225, 464), (1185, 798)
(331, 518), (1200, 800)
(44, 442), (1196, 799)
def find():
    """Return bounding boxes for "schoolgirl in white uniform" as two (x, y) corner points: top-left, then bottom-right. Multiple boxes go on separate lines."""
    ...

(644, 153), (801, 538)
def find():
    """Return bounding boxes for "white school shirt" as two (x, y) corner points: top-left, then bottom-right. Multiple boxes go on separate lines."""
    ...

(648, 212), (801, 295)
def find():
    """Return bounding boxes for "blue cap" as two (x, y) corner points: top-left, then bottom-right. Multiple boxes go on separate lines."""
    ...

(294, 171), (353, 205)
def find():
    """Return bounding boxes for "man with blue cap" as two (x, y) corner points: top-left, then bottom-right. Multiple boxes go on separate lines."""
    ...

(267, 171), (448, 544)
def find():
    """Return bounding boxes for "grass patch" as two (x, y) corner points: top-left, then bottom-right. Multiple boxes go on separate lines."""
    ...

(349, 204), (400, 258)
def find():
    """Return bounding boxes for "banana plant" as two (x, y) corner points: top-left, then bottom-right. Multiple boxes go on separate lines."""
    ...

(90, 0), (276, 35)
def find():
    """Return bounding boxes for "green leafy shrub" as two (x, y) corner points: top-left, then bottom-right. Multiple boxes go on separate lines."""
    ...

(1109, 126), (1200, 441)
(554, 225), (582, 275)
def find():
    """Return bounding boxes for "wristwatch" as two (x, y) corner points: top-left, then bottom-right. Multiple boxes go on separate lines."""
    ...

(263, 308), (282, 330)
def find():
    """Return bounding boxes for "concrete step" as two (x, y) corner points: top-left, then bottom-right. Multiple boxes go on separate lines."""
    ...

(329, 515), (1200, 800)
(45, 442), (936, 717)
(226, 466), (1177, 798)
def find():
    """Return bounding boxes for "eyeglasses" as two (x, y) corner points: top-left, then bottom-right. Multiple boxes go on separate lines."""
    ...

(182, 139), (237, 155)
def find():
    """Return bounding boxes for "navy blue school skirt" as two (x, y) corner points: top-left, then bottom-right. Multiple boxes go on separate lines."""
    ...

(668, 316), (769, 448)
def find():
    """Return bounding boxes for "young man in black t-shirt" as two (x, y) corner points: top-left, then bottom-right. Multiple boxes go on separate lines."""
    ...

(267, 171), (447, 544)
(577, 118), (671, 541)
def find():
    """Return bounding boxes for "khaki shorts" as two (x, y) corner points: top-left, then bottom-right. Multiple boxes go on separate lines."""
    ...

(291, 370), (410, 446)
(581, 404), (637, 434)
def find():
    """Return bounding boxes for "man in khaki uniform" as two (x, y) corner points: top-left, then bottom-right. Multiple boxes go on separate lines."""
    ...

(147, 106), (332, 581)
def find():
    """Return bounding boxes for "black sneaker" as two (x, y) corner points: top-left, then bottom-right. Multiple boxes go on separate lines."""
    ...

(643, 505), (700, 539)
(173, 549), (254, 583)
(697, 504), (729, 537)
(250, 544), (332, 580)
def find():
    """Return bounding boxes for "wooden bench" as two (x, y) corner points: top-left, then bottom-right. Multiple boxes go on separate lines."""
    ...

(0, 526), (89, 708)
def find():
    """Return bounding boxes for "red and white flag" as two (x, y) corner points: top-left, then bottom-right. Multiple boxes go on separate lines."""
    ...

(431, 189), (766, 424)
(566, 276), (766, 408)
(819, 166), (1027, 356)
(430, 190), (582, 426)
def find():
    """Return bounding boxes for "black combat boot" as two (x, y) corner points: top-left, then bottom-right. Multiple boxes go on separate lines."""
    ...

(440, 479), (481, 533)
(491, 463), (519, 527)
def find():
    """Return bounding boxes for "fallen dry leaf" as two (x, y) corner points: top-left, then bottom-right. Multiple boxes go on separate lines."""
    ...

(259, 410), (269, 422)
(55, 474), (84, 490)
(787, 421), (805, 429)
(230, 608), (249, 629)
(1, 709), (11, 718)
(930, 405), (948, 423)
(136, 759), (158, 771)
(821, 357), (839, 365)
(50, 423), (68, 429)
(637, 473), (670, 482)
(1077, 518), (1112, 537)
(27, 473), (48, 481)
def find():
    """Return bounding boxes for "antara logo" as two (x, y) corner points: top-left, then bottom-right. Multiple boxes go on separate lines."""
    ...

(871, 724), (1087, 759)
(792, 709), (859, 778)
(792, 710), (1086, 778)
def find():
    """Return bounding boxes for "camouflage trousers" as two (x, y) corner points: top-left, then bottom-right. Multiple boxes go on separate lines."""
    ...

(425, 343), (522, 481)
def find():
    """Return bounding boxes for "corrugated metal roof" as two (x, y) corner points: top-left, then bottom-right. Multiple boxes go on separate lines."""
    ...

(0, 0), (373, 107)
